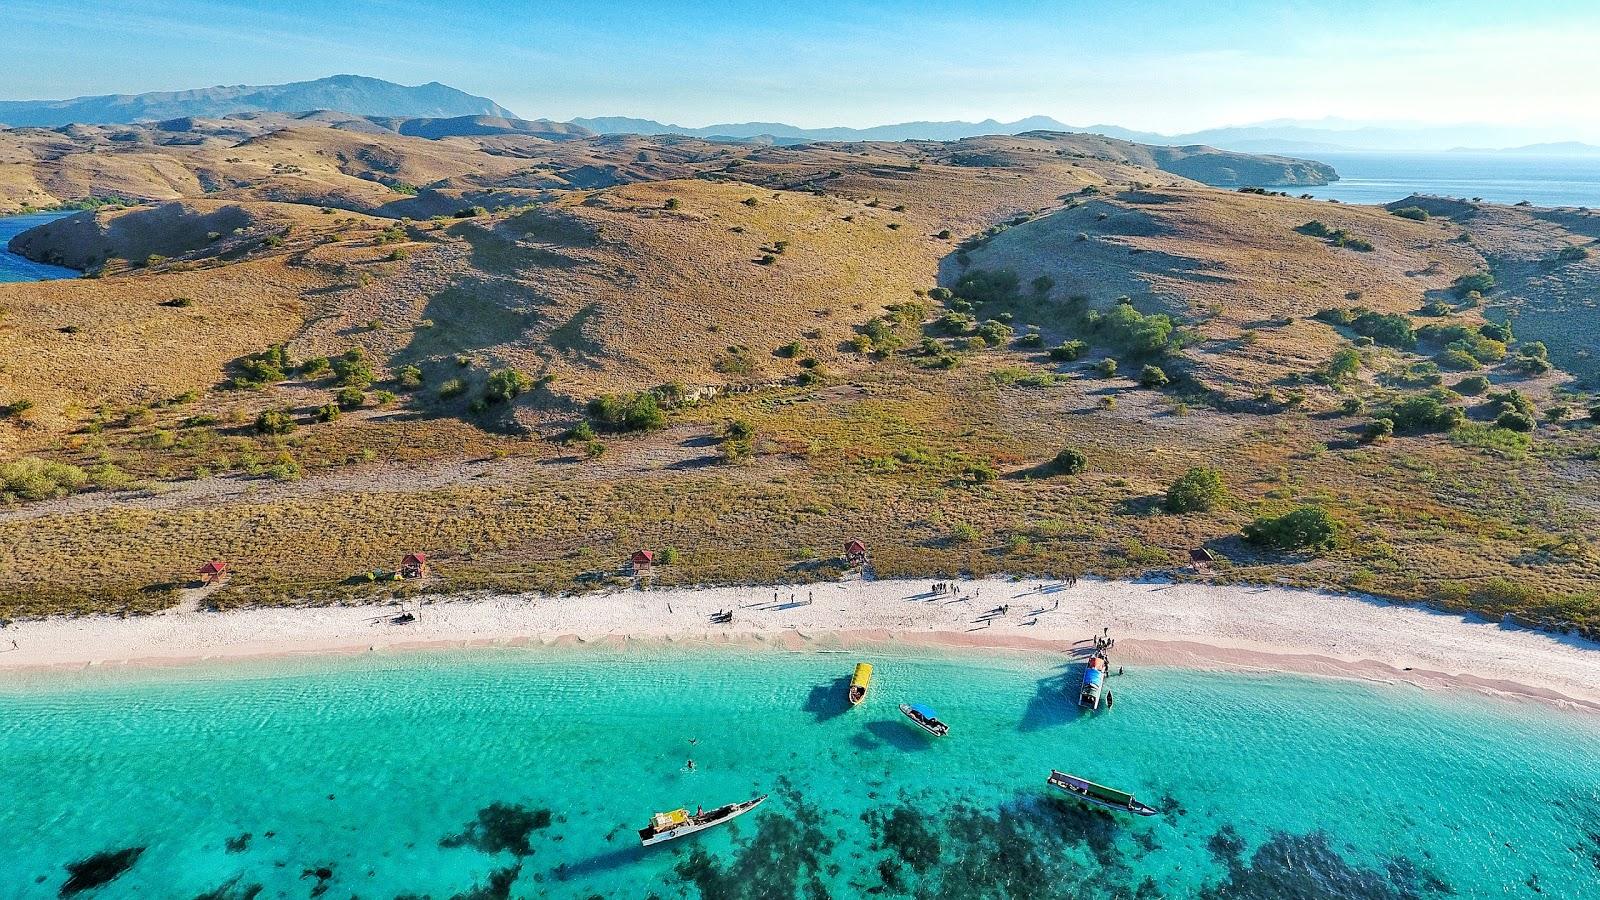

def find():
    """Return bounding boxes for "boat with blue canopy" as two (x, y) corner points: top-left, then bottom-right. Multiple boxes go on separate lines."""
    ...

(898, 702), (949, 736)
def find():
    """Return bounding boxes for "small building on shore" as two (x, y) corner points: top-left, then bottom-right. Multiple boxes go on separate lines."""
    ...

(401, 553), (429, 579)
(198, 559), (229, 584)
(844, 540), (868, 568)
(631, 549), (655, 577)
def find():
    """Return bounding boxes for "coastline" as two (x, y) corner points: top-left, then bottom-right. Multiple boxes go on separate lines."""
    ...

(3, 577), (1598, 712)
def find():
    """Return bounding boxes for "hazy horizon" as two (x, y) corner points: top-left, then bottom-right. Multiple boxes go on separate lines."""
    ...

(5, 0), (1599, 144)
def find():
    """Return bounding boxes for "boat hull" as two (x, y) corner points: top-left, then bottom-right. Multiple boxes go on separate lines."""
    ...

(898, 703), (949, 737)
(638, 795), (767, 847)
(1047, 770), (1157, 817)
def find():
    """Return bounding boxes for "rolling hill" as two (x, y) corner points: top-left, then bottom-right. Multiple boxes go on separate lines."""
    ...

(0, 118), (1595, 637)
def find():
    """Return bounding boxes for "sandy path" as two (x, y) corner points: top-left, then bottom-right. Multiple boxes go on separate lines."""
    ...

(2, 577), (1597, 711)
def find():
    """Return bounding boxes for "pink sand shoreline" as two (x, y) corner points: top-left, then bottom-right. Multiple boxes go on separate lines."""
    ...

(2, 577), (1597, 714)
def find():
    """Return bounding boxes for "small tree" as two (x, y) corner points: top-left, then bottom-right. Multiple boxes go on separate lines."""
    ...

(254, 409), (296, 435)
(485, 368), (534, 402)
(1053, 448), (1087, 475)
(1095, 357), (1118, 378)
(1138, 364), (1170, 388)
(1361, 418), (1394, 443)
(1165, 466), (1225, 513)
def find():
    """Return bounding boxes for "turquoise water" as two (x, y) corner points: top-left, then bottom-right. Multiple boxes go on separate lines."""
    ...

(1299, 152), (1600, 208)
(0, 212), (79, 282)
(1, 647), (1596, 898)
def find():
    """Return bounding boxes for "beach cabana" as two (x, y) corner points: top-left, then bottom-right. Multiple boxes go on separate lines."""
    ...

(198, 559), (229, 584)
(400, 552), (429, 579)
(631, 549), (655, 577)
(1188, 548), (1215, 575)
(843, 540), (868, 567)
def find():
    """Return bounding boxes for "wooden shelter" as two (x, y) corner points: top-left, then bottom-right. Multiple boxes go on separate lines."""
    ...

(1188, 547), (1215, 575)
(198, 559), (229, 584)
(844, 540), (868, 567)
(400, 552), (429, 579)
(631, 549), (655, 577)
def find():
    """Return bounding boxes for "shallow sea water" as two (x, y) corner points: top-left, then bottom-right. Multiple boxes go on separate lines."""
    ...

(1, 645), (1596, 898)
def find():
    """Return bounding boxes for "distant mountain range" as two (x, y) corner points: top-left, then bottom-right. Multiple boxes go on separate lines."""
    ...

(573, 116), (1600, 155)
(3, 75), (1595, 156)
(0, 75), (515, 128)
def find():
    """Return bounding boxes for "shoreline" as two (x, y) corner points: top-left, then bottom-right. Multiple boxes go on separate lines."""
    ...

(3, 577), (1598, 712)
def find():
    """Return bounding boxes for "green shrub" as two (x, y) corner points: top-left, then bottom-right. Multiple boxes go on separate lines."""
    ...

(1361, 418), (1394, 443)
(1456, 375), (1490, 395)
(1555, 245), (1589, 262)
(1016, 332), (1044, 348)
(1590, 404), (1600, 423)
(1435, 348), (1481, 371)
(1048, 340), (1088, 361)
(1390, 206), (1430, 222)
(254, 409), (296, 435)
(1, 457), (89, 503)
(1243, 506), (1337, 550)
(949, 522), (980, 544)
(952, 269), (1021, 306)
(485, 368), (534, 402)
(314, 403), (340, 423)
(335, 386), (366, 409)
(437, 378), (467, 400)
(300, 356), (331, 378)
(395, 365), (424, 389)
(1095, 357), (1118, 377)
(1053, 448), (1087, 475)
(1320, 347), (1362, 385)
(975, 319), (1014, 346)
(1389, 394), (1463, 433)
(1165, 466), (1225, 513)
(1138, 364), (1170, 388)
(1452, 272), (1494, 297)
(1495, 411), (1535, 432)
(589, 392), (665, 431)
(230, 345), (294, 389)
(1094, 301), (1179, 356)
(332, 348), (375, 387)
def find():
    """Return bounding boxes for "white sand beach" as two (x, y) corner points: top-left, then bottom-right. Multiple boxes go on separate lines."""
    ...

(3, 577), (1597, 711)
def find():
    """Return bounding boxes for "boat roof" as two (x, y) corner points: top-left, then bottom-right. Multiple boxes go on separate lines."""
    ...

(908, 703), (937, 718)
(1051, 771), (1134, 805)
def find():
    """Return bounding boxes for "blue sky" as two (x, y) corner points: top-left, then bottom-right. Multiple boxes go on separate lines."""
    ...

(5, 0), (1599, 137)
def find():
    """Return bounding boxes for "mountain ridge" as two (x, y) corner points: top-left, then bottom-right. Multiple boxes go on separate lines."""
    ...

(0, 75), (517, 127)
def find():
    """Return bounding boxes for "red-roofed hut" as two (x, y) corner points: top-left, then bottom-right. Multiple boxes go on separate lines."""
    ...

(198, 559), (228, 584)
(844, 540), (868, 567)
(401, 552), (429, 579)
(631, 549), (655, 576)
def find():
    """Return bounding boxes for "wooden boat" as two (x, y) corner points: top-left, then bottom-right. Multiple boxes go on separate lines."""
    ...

(848, 662), (873, 705)
(1078, 652), (1109, 710)
(1047, 770), (1158, 816)
(637, 794), (767, 847)
(898, 703), (949, 737)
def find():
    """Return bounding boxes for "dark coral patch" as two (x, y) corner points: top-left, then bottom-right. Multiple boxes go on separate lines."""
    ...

(224, 832), (251, 853)
(192, 875), (264, 900)
(1199, 829), (1453, 899)
(674, 779), (835, 899)
(441, 802), (554, 857)
(60, 846), (144, 897)
(299, 865), (335, 898)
